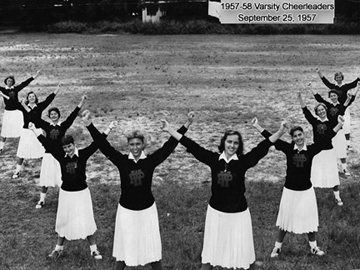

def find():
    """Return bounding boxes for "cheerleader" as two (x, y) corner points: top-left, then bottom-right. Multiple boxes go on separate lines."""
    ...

(28, 118), (114, 261)
(310, 86), (356, 176)
(252, 115), (344, 258)
(13, 85), (60, 178)
(316, 68), (359, 150)
(84, 111), (194, 270)
(34, 95), (87, 209)
(163, 118), (287, 270)
(298, 92), (343, 205)
(0, 71), (41, 153)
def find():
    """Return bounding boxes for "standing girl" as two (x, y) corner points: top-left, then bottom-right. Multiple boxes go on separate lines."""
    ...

(310, 86), (356, 176)
(252, 115), (344, 258)
(84, 111), (194, 270)
(13, 85), (60, 178)
(162, 118), (287, 270)
(316, 68), (359, 150)
(0, 71), (41, 153)
(298, 92), (343, 205)
(34, 95), (87, 209)
(29, 117), (114, 260)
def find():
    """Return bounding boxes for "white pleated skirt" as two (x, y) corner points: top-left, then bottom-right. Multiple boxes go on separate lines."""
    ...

(56, 188), (97, 240)
(201, 205), (255, 269)
(113, 203), (162, 266)
(311, 149), (340, 188)
(343, 107), (350, 134)
(16, 128), (45, 159)
(332, 129), (347, 159)
(276, 187), (318, 234)
(38, 153), (62, 187)
(1, 109), (24, 137)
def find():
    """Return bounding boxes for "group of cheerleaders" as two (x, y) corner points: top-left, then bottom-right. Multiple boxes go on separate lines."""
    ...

(0, 69), (359, 270)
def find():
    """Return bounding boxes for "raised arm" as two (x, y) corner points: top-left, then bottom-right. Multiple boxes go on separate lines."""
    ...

(28, 122), (63, 161)
(148, 112), (194, 167)
(316, 68), (323, 79)
(20, 98), (31, 113)
(344, 82), (360, 107)
(61, 95), (87, 131)
(83, 110), (122, 162)
(298, 91), (306, 109)
(251, 117), (287, 143)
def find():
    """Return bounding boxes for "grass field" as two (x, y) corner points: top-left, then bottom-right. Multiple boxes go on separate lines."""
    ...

(0, 34), (360, 270)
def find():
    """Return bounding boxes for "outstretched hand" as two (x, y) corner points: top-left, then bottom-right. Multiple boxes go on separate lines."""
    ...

(187, 111), (195, 123)
(160, 119), (170, 132)
(280, 120), (289, 132)
(34, 70), (41, 79)
(251, 117), (258, 126)
(82, 109), (92, 126)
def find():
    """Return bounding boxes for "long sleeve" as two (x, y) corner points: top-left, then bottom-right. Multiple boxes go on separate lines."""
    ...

(37, 93), (56, 112)
(15, 77), (34, 92)
(37, 134), (64, 161)
(87, 123), (123, 164)
(148, 125), (188, 168)
(320, 76), (335, 89)
(61, 106), (81, 131)
(241, 139), (272, 170)
(179, 135), (218, 167)
(302, 107), (317, 126)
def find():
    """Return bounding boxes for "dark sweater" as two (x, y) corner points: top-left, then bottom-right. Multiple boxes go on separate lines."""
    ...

(179, 135), (273, 213)
(321, 76), (359, 105)
(314, 93), (347, 128)
(37, 134), (103, 192)
(18, 93), (56, 129)
(87, 123), (188, 211)
(262, 129), (336, 191)
(302, 107), (333, 150)
(35, 106), (80, 149)
(0, 77), (34, 111)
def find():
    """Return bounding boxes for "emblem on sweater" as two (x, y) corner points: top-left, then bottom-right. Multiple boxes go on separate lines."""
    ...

(9, 91), (16, 99)
(66, 162), (77, 174)
(293, 153), (307, 167)
(316, 123), (327, 135)
(217, 171), (233, 187)
(49, 129), (60, 140)
(329, 107), (339, 117)
(129, 169), (145, 186)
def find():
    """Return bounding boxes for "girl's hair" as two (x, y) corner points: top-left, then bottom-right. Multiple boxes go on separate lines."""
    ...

(334, 72), (344, 80)
(218, 130), (244, 156)
(289, 126), (303, 137)
(48, 107), (61, 118)
(25, 91), (39, 104)
(328, 89), (339, 98)
(314, 103), (327, 116)
(61, 135), (74, 146)
(126, 130), (145, 144)
(4, 75), (15, 85)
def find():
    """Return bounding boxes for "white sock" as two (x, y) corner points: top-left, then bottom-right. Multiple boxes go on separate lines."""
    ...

(40, 193), (46, 201)
(334, 191), (341, 200)
(309, 241), (317, 249)
(90, 244), (97, 253)
(275, 241), (282, 249)
(0, 141), (4, 149)
(55, 244), (63, 251)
